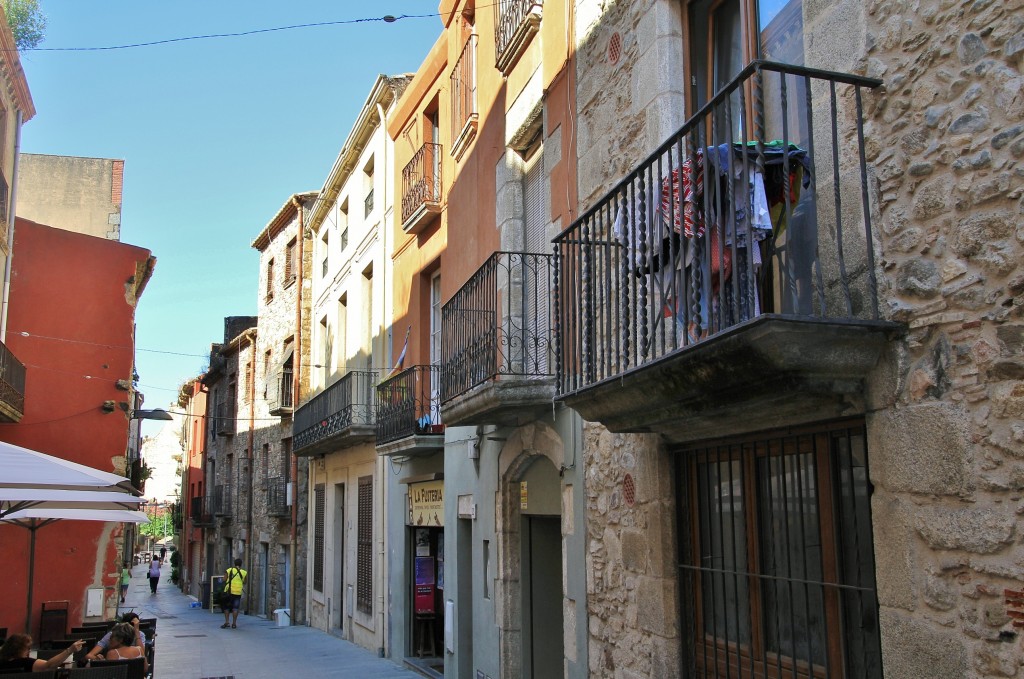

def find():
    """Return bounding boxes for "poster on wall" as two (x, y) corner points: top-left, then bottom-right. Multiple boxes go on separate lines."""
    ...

(415, 528), (431, 557)
(409, 480), (444, 527)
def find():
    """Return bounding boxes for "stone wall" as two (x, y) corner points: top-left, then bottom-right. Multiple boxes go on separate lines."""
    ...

(574, 0), (1024, 677)
(860, 0), (1024, 676)
(582, 424), (680, 679)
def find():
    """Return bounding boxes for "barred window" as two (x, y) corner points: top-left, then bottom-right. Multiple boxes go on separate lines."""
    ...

(677, 423), (882, 679)
(313, 483), (325, 592)
(356, 476), (373, 615)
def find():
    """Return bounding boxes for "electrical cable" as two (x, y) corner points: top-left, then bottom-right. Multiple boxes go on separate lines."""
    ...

(10, 5), (504, 53)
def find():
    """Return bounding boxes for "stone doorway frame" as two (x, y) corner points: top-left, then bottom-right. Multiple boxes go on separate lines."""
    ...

(495, 422), (566, 678)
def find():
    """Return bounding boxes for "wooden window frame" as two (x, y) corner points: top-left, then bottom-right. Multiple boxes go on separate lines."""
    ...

(677, 421), (880, 679)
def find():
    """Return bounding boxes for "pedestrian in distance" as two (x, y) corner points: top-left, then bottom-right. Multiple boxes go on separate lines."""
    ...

(159, 546), (166, 562)
(120, 561), (131, 603)
(221, 558), (247, 629)
(148, 557), (161, 594)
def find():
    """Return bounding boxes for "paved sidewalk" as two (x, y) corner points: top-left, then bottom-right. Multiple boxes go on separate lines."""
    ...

(119, 562), (419, 679)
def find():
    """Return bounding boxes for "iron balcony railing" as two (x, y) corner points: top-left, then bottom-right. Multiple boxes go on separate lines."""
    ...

(451, 34), (478, 142)
(267, 477), (288, 516)
(215, 401), (235, 436)
(554, 61), (883, 398)
(213, 484), (232, 516)
(441, 251), (553, 403)
(376, 365), (442, 445)
(293, 370), (377, 452)
(495, 0), (542, 67)
(401, 142), (442, 225)
(190, 496), (215, 526)
(269, 369), (294, 413)
(0, 339), (25, 417)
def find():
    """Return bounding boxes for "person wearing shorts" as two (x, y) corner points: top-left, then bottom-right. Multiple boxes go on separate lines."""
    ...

(221, 559), (247, 629)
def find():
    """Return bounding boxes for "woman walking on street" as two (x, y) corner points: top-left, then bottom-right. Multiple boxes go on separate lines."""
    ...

(148, 557), (161, 594)
(120, 562), (131, 603)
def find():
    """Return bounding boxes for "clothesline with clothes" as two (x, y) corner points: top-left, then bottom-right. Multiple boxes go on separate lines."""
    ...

(611, 141), (814, 347)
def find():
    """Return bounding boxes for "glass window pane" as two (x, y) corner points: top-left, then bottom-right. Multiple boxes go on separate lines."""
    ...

(697, 458), (752, 645)
(758, 450), (826, 666)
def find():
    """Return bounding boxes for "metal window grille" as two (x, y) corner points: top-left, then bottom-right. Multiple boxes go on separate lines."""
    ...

(451, 34), (478, 141)
(313, 483), (325, 592)
(356, 476), (373, 615)
(675, 422), (882, 679)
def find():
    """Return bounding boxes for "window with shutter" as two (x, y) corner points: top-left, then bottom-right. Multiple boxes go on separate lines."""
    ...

(313, 483), (325, 592)
(356, 476), (373, 615)
(285, 239), (297, 284)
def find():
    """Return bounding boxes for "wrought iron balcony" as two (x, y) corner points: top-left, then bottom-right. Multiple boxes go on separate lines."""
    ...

(190, 496), (214, 527)
(214, 401), (235, 436)
(267, 477), (289, 517)
(554, 61), (900, 444)
(375, 365), (444, 456)
(0, 339), (25, 422)
(451, 34), (479, 158)
(293, 370), (376, 456)
(213, 484), (232, 517)
(401, 142), (442, 233)
(495, 0), (542, 74)
(441, 251), (555, 426)
(268, 369), (294, 416)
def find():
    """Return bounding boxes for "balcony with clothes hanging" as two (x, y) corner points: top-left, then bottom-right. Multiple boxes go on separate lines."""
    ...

(0, 339), (26, 422)
(553, 61), (902, 444)
(375, 365), (444, 457)
(292, 370), (377, 457)
(401, 142), (443, 234)
(440, 251), (555, 426)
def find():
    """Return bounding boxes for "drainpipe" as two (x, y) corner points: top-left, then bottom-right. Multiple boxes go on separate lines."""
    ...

(245, 330), (256, 615)
(375, 99), (389, 658)
(290, 195), (306, 624)
(0, 110), (24, 342)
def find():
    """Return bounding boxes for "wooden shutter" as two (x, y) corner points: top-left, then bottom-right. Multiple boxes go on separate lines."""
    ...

(356, 476), (373, 614)
(313, 483), (325, 592)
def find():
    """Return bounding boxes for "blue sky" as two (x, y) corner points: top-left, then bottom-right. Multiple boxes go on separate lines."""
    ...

(18, 2), (440, 432)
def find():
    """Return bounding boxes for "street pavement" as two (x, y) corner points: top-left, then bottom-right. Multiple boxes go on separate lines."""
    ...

(120, 561), (420, 679)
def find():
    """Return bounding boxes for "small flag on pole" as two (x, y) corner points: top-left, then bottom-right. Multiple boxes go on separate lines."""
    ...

(385, 326), (411, 380)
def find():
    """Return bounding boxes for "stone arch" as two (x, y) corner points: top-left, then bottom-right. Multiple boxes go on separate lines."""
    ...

(495, 421), (566, 678)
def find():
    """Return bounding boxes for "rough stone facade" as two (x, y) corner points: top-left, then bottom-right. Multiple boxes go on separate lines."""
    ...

(574, 0), (1024, 677)
(250, 194), (315, 624)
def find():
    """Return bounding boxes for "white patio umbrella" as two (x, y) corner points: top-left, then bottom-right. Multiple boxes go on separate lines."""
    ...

(2, 507), (149, 634)
(0, 439), (133, 490)
(0, 488), (144, 518)
(0, 437), (147, 634)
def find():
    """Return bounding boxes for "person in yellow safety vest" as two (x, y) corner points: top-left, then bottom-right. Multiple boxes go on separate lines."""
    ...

(220, 558), (247, 629)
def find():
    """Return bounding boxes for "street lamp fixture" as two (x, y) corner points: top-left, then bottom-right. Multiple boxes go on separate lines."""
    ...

(132, 408), (173, 421)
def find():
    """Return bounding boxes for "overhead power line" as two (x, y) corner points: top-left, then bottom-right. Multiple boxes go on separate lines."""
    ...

(16, 11), (443, 52)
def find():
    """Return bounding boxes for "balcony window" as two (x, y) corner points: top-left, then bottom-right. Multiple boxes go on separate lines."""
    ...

(267, 477), (288, 516)
(441, 252), (552, 403)
(401, 142), (443, 233)
(495, 0), (542, 74)
(451, 34), (479, 158)
(293, 370), (376, 455)
(376, 365), (443, 446)
(0, 339), (25, 421)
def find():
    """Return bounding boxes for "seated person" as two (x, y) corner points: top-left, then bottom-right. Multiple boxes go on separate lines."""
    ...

(102, 622), (148, 674)
(0, 634), (84, 672)
(85, 611), (149, 662)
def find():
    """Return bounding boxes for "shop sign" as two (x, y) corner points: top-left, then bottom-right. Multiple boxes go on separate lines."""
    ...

(409, 480), (444, 527)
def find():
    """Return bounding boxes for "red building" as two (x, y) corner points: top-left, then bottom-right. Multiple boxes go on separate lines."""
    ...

(177, 376), (207, 601)
(0, 218), (154, 632)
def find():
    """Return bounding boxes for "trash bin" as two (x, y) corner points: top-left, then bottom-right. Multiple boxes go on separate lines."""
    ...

(200, 582), (211, 610)
(273, 609), (290, 627)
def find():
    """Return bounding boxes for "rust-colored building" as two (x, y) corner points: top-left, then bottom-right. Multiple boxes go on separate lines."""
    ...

(0, 218), (154, 631)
